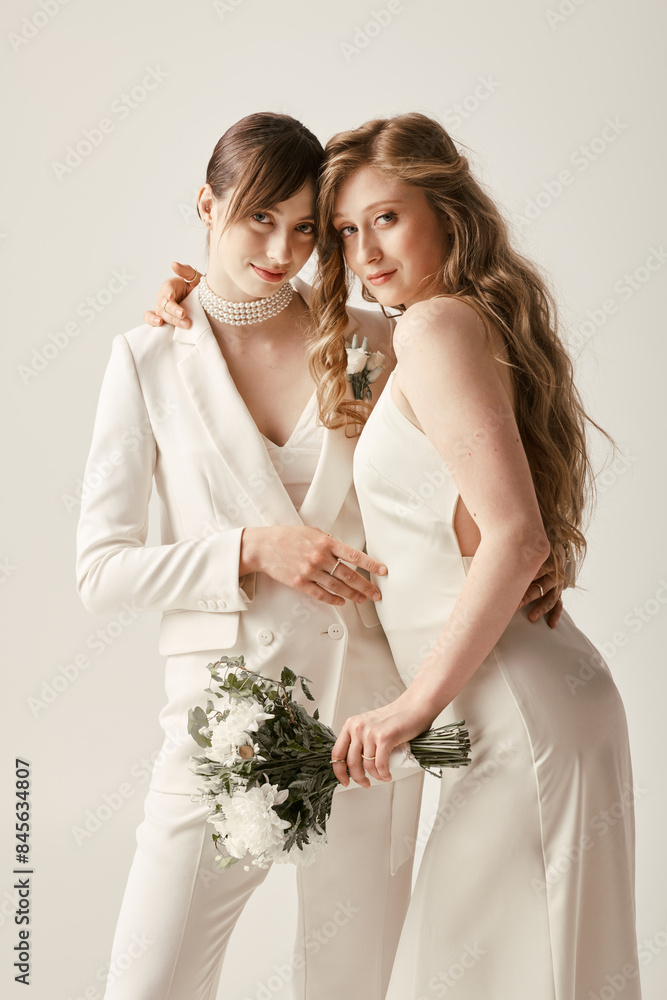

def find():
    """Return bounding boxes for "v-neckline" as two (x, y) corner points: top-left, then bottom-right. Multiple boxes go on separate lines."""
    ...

(175, 296), (359, 532)
(260, 388), (318, 449)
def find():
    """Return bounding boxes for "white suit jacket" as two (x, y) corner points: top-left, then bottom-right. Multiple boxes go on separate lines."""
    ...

(75, 278), (411, 726)
(75, 278), (422, 869)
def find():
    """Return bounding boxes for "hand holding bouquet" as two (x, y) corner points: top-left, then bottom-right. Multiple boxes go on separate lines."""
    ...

(188, 657), (470, 870)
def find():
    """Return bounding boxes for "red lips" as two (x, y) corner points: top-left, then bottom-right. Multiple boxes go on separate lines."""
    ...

(366, 269), (397, 285)
(252, 264), (287, 283)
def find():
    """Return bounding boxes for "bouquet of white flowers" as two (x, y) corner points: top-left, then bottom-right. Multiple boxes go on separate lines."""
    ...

(188, 657), (470, 870)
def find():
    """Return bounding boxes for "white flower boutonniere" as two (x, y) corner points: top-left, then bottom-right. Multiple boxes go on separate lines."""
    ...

(346, 333), (385, 401)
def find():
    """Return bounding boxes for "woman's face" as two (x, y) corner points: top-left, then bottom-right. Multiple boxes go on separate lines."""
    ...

(200, 180), (316, 300)
(333, 165), (450, 309)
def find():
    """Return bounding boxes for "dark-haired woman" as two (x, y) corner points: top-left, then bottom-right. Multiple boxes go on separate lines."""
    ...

(315, 113), (641, 1000)
(77, 112), (427, 1000)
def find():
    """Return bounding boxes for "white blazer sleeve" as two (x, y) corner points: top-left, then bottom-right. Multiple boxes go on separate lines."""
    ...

(76, 333), (254, 616)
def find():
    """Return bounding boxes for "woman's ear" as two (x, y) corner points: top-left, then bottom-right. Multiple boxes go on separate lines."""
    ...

(196, 183), (214, 227)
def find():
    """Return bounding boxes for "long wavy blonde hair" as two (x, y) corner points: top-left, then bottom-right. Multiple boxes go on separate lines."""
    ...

(308, 112), (610, 585)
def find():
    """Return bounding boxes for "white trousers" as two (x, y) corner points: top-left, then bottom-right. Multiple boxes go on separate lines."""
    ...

(102, 774), (424, 1000)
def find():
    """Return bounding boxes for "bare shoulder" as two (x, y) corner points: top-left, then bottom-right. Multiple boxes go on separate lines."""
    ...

(394, 296), (516, 411)
(393, 296), (488, 363)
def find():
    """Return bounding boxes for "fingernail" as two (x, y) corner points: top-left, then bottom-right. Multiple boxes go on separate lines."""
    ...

(371, 591), (381, 601)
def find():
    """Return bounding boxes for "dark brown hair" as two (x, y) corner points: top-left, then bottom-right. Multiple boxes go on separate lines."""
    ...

(202, 112), (324, 231)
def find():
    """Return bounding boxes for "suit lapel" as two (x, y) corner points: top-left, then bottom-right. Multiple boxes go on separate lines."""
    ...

(175, 290), (302, 527)
(174, 278), (360, 533)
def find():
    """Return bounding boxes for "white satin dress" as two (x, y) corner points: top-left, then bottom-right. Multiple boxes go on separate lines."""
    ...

(353, 371), (642, 1000)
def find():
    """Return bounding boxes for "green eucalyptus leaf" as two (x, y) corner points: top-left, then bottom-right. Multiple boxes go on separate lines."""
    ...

(281, 666), (297, 688)
(187, 706), (212, 748)
(216, 855), (239, 870)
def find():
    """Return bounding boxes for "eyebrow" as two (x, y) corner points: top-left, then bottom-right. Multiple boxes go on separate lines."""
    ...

(333, 198), (406, 221)
(256, 205), (316, 222)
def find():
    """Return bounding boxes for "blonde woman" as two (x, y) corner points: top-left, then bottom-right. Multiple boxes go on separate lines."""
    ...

(307, 113), (641, 999)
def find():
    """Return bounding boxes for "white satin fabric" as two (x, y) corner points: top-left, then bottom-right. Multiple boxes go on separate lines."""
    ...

(260, 387), (321, 510)
(354, 371), (642, 1000)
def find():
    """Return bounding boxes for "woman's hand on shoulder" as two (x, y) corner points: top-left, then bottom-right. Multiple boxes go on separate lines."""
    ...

(142, 262), (201, 329)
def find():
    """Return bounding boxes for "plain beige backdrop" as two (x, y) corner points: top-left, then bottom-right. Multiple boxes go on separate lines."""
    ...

(2, 0), (665, 997)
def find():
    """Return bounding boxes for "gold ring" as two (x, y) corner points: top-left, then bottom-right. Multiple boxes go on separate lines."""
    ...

(329, 558), (342, 577)
(162, 298), (170, 311)
(331, 758), (347, 763)
(361, 754), (376, 760)
(185, 268), (198, 283)
(537, 583), (544, 598)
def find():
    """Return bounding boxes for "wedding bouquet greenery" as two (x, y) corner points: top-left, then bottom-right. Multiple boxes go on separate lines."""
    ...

(188, 656), (471, 870)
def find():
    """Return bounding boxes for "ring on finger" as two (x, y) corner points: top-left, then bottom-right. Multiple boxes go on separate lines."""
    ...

(162, 298), (170, 312)
(184, 268), (198, 283)
(361, 753), (376, 760)
(536, 583), (544, 598)
(331, 758), (347, 764)
(329, 558), (342, 577)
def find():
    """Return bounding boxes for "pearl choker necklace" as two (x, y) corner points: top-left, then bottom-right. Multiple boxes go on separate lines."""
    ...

(198, 273), (294, 326)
